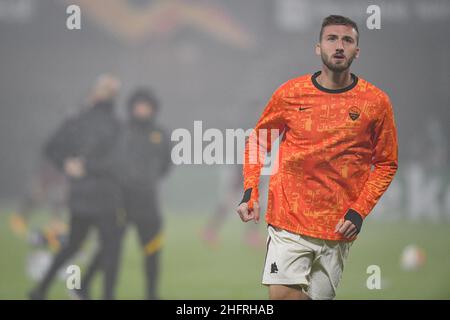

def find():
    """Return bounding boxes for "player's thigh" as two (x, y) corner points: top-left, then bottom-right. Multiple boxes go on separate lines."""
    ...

(65, 214), (92, 249)
(307, 240), (353, 300)
(94, 214), (124, 254)
(262, 225), (314, 289)
(269, 284), (311, 300)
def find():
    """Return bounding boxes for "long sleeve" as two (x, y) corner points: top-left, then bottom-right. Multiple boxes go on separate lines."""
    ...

(241, 86), (287, 209)
(160, 129), (173, 178)
(43, 118), (78, 171)
(349, 94), (398, 218)
(83, 118), (120, 178)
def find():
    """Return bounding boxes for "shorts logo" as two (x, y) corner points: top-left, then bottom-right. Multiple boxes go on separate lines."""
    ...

(349, 106), (361, 121)
(270, 262), (278, 274)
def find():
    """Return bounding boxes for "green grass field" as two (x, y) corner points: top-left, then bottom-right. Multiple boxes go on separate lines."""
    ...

(1, 210), (450, 300)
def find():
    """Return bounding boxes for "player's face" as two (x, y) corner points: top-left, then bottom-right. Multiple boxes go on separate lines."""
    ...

(92, 74), (121, 102)
(132, 101), (154, 120)
(316, 25), (360, 72)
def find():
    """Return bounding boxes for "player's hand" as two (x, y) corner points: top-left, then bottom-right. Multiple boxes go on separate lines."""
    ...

(335, 219), (358, 239)
(64, 157), (85, 178)
(236, 201), (260, 224)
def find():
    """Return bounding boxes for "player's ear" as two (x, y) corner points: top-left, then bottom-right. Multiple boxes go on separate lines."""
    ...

(315, 43), (321, 56)
(355, 47), (360, 59)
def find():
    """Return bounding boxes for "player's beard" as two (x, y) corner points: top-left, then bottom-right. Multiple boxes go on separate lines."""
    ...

(321, 51), (356, 72)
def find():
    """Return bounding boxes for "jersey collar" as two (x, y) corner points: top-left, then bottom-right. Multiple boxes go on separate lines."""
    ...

(311, 71), (358, 94)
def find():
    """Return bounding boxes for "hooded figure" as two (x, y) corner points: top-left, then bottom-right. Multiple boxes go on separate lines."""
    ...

(119, 88), (172, 300)
(118, 88), (171, 193)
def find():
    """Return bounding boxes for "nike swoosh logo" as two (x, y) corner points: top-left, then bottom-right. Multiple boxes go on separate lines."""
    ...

(298, 106), (312, 111)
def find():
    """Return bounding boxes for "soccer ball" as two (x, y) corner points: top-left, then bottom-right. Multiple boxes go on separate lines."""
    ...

(26, 250), (53, 281)
(400, 244), (426, 271)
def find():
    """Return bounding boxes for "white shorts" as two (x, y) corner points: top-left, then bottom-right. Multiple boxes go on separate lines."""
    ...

(262, 225), (353, 300)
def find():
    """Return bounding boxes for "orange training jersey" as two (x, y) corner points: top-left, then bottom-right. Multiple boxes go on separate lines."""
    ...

(242, 71), (398, 241)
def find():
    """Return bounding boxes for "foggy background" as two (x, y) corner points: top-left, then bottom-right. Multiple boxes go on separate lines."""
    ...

(0, 0), (449, 300)
(0, 0), (449, 218)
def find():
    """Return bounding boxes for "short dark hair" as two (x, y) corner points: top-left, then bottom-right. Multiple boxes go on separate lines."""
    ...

(320, 15), (359, 44)
(128, 88), (160, 113)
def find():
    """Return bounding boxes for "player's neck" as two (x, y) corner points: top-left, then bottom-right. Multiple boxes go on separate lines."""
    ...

(317, 67), (353, 90)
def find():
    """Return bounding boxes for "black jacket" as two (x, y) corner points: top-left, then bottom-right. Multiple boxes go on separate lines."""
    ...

(115, 119), (172, 216)
(44, 101), (121, 215)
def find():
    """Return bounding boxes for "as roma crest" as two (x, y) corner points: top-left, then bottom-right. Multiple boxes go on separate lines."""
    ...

(348, 106), (361, 121)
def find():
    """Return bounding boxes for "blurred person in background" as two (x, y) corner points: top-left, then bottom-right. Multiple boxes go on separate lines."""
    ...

(79, 88), (172, 300)
(404, 116), (450, 221)
(8, 156), (69, 283)
(115, 88), (172, 300)
(29, 74), (123, 300)
(200, 104), (271, 250)
(9, 157), (67, 246)
(201, 164), (266, 249)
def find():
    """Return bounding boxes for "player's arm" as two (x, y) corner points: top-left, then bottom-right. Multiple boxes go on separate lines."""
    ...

(337, 94), (398, 238)
(159, 128), (174, 178)
(237, 86), (287, 223)
(44, 115), (92, 179)
(43, 117), (78, 171)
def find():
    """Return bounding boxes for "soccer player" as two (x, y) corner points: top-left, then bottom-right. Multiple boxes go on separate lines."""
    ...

(236, 15), (398, 300)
